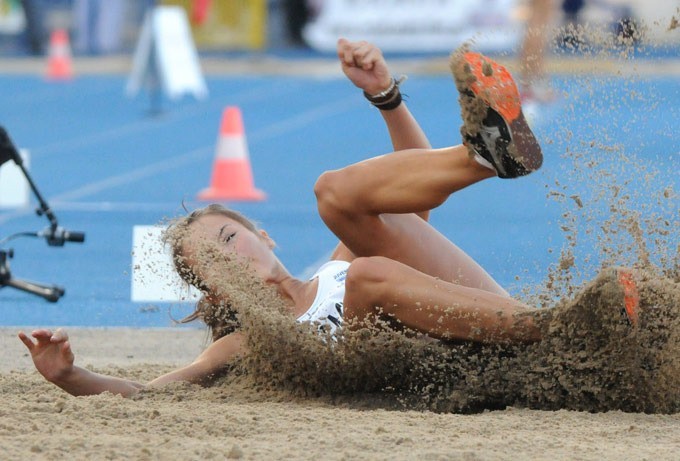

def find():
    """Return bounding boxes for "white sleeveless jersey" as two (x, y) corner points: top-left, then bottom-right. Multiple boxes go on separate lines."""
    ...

(296, 260), (349, 335)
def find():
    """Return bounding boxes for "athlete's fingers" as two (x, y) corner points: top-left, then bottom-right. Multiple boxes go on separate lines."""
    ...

(52, 328), (69, 343)
(337, 37), (350, 62)
(342, 47), (356, 66)
(31, 329), (54, 343)
(31, 328), (52, 337)
(60, 341), (74, 359)
(337, 37), (350, 58)
(339, 39), (359, 66)
(352, 43), (377, 69)
(357, 47), (383, 70)
(18, 331), (35, 352)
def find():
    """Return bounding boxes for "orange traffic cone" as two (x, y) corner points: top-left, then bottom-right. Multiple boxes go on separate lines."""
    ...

(198, 107), (266, 201)
(46, 29), (73, 80)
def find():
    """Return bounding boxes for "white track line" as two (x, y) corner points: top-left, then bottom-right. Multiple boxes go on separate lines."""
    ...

(52, 146), (212, 202)
(28, 80), (304, 159)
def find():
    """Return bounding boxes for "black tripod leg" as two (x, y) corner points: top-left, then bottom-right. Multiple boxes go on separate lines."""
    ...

(4, 277), (65, 302)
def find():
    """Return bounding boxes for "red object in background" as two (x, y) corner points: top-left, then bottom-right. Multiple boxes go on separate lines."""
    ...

(46, 29), (74, 80)
(191, 0), (212, 25)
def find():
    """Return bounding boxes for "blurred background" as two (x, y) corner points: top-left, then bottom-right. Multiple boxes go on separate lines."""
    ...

(0, 0), (676, 57)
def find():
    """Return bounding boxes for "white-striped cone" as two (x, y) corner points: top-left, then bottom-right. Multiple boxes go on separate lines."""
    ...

(198, 106), (265, 201)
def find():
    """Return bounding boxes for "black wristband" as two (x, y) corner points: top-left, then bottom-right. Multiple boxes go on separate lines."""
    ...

(372, 91), (402, 110)
(363, 75), (407, 111)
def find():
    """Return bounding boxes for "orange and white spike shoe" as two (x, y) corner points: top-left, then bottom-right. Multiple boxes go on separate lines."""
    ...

(450, 49), (543, 178)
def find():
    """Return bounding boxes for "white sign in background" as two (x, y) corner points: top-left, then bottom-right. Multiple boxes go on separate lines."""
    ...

(303, 0), (521, 52)
(126, 6), (208, 100)
(0, 149), (30, 208)
(131, 225), (201, 303)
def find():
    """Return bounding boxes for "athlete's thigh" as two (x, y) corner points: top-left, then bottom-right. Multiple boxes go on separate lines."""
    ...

(343, 212), (507, 295)
(354, 257), (531, 341)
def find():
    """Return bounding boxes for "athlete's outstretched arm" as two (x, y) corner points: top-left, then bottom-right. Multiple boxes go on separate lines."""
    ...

(18, 328), (144, 397)
(18, 328), (246, 397)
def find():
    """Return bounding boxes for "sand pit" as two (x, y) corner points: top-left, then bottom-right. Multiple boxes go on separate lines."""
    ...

(3, 18), (679, 461)
(4, 263), (677, 460)
(2, 327), (679, 460)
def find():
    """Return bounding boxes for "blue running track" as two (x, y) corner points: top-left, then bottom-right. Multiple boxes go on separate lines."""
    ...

(0, 63), (677, 327)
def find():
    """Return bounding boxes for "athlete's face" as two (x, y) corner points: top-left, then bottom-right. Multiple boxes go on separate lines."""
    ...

(183, 214), (277, 289)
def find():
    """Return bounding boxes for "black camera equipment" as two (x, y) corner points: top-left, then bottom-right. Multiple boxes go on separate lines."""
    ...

(0, 126), (85, 302)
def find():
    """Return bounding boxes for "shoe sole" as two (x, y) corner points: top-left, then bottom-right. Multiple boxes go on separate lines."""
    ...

(449, 48), (543, 176)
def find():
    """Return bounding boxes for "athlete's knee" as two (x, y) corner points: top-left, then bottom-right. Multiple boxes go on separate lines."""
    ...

(315, 170), (342, 216)
(314, 165), (364, 223)
(345, 256), (393, 304)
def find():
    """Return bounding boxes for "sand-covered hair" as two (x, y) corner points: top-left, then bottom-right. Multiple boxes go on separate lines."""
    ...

(163, 204), (259, 340)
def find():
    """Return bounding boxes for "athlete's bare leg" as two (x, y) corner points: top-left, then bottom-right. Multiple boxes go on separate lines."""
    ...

(319, 49), (541, 296)
(315, 144), (504, 294)
(343, 256), (541, 343)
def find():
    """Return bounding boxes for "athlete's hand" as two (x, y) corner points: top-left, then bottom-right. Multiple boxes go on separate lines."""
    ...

(18, 328), (75, 383)
(337, 38), (393, 96)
